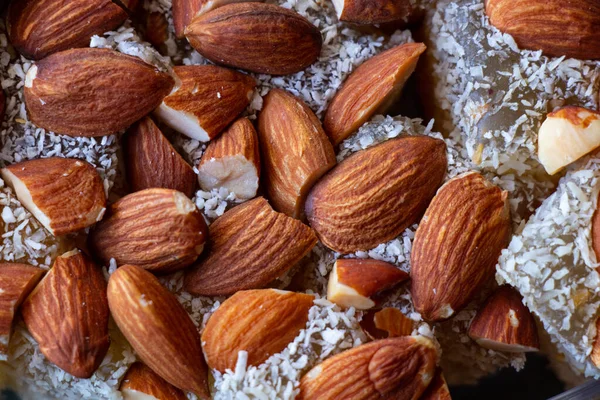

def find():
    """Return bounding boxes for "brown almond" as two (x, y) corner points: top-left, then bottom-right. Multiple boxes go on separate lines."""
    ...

(120, 362), (187, 400)
(592, 317), (600, 367)
(593, 192), (600, 274)
(420, 369), (452, 400)
(360, 307), (415, 340)
(332, 0), (412, 24)
(144, 12), (170, 50)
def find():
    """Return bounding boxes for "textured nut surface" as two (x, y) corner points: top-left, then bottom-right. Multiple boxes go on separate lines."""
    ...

(202, 289), (314, 372)
(258, 89), (336, 218)
(21, 250), (109, 378)
(331, 0), (412, 24)
(185, 3), (322, 75)
(306, 136), (447, 253)
(90, 188), (208, 274)
(108, 265), (209, 398)
(1, 157), (106, 236)
(360, 307), (415, 340)
(184, 197), (317, 295)
(120, 362), (187, 400)
(420, 369), (452, 400)
(24, 48), (174, 137)
(411, 172), (511, 322)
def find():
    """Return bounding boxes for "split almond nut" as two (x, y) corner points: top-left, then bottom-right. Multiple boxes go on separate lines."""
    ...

(360, 307), (414, 340)
(202, 289), (314, 372)
(7, 0), (128, 60)
(538, 106), (600, 175)
(185, 3), (322, 75)
(24, 48), (174, 137)
(125, 116), (197, 198)
(1, 157), (106, 236)
(184, 197), (317, 295)
(154, 65), (255, 142)
(306, 136), (447, 253)
(120, 362), (187, 400)
(21, 249), (109, 378)
(327, 259), (409, 309)
(332, 0), (412, 26)
(411, 172), (511, 322)
(468, 285), (539, 353)
(298, 336), (437, 400)
(89, 188), (208, 274)
(197, 117), (260, 200)
(108, 265), (209, 398)
(258, 89), (336, 218)
(0, 263), (44, 360)
(324, 43), (426, 145)
(420, 369), (452, 400)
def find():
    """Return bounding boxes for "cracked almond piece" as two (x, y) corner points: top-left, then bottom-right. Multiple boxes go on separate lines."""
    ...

(197, 117), (260, 200)
(125, 116), (197, 198)
(538, 106), (600, 175)
(298, 336), (437, 400)
(420, 369), (452, 400)
(411, 172), (511, 322)
(108, 265), (209, 398)
(258, 89), (336, 218)
(327, 259), (409, 310)
(89, 188), (207, 274)
(0, 263), (44, 360)
(144, 12), (170, 50)
(1, 157), (106, 236)
(154, 65), (255, 142)
(360, 307), (414, 340)
(468, 285), (539, 353)
(184, 197), (317, 296)
(306, 136), (447, 253)
(21, 249), (109, 378)
(324, 43), (426, 145)
(120, 362), (187, 400)
(331, 0), (412, 24)
(202, 289), (314, 372)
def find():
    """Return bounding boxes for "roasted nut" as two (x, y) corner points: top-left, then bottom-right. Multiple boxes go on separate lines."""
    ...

(420, 369), (452, 400)
(360, 307), (414, 340)
(120, 362), (187, 400)
(331, 0), (412, 24)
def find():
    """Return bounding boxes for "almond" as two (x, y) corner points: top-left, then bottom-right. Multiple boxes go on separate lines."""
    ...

(411, 172), (511, 322)
(89, 188), (208, 274)
(324, 43), (426, 145)
(154, 65), (255, 142)
(1, 157), (106, 236)
(258, 89), (336, 218)
(592, 317), (600, 367)
(197, 117), (260, 200)
(420, 369), (451, 400)
(185, 3), (322, 75)
(298, 336), (437, 400)
(202, 289), (314, 372)
(486, 0), (600, 59)
(184, 197), (317, 295)
(592, 192), (600, 271)
(327, 259), (409, 309)
(144, 12), (170, 50)
(120, 362), (187, 400)
(306, 136), (447, 253)
(125, 116), (197, 198)
(24, 48), (174, 137)
(7, 0), (128, 60)
(0, 263), (44, 360)
(21, 249), (109, 378)
(538, 106), (600, 175)
(360, 307), (415, 340)
(107, 265), (209, 397)
(468, 285), (539, 353)
(331, 0), (412, 25)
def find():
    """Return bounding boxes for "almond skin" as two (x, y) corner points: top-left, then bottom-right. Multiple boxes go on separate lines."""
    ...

(0, 263), (45, 360)
(411, 172), (511, 322)
(360, 307), (415, 340)
(1, 157), (106, 236)
(125, 116), (197, 198)
(202, 289), (314, 372)
(306, 136), (447, 253)
(258, 89), (336, 218)
(486, 0), (600, 59)
(120, 362), (187, 400)
(185, 3), (322, 75)
(324, 43), (426, 145)
(184, 197), (317, 296)
(24, 48), (174, 137)
(591, 317), (600, 367)
(108, 265), (209, 398)
(592, 191), (600, 272)
(89, 188), (208, 274)
(144, 11), (170, 50)
(298, 336), (437, 400)
(332, 0), (412, 24)
(420, 369), (452, 400)
(7, 0), (128, 60)
(21, 250), (109, 378)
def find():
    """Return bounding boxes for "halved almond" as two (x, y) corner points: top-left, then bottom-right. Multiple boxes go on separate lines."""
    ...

(360, 307), (414, 340)
(120, 362), (187, 400)
(331, 0), (412, 24)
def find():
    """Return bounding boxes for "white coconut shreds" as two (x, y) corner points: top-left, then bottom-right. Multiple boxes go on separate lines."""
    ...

(497, 155), (600, 378)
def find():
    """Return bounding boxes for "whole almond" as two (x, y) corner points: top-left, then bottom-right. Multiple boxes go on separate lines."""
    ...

(305, 136), (447, 253)
(108, 265), (209, 398)
(21, 250), (109, 378)
(120, 362), (187, 400)
(332, 0), (412, 24)
(24, 48), (174, 137)
(411, 172), (511, 321)
(258, 89), (336, 218)
(185, 3), (322, 75)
